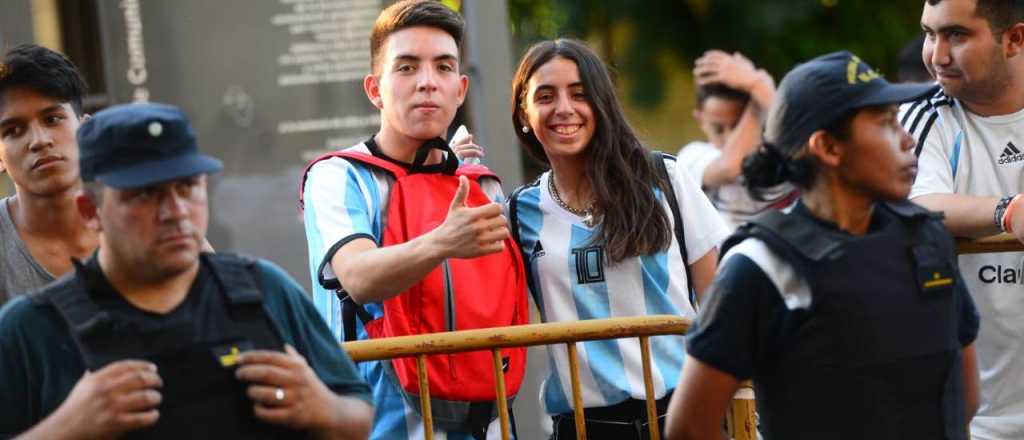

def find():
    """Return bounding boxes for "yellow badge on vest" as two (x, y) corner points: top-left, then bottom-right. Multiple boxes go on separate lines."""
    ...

(211, 340), (254, 367)
(912, 244), (955, 295)
(923, 272), (954, 290)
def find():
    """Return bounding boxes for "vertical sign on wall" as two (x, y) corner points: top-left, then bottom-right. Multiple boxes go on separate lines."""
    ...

(96, 0), (384, 287)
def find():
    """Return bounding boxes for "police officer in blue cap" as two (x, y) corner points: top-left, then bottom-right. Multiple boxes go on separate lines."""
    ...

(665, 52), (981, 439)
(0, 103), (374, 439)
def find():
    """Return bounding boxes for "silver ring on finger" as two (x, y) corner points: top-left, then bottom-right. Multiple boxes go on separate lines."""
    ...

(274, 387), (285, 402)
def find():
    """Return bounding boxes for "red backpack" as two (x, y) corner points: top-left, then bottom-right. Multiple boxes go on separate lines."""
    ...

(299, 141), (528, 431)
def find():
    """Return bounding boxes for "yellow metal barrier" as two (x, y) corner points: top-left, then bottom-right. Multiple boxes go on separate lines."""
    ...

(337, 235), (1021, 440)
(343, 315), (756, 440)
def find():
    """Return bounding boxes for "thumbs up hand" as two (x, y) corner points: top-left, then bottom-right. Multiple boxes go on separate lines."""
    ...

(432, 176), (508, 259)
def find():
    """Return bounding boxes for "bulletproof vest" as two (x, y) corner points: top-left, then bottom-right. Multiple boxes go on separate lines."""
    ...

(38, 254), (299, 439)
(722, 202), (968, 440)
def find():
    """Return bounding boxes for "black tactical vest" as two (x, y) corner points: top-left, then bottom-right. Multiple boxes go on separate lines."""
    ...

(721, 202), (968, 440)
(38, 254), (300, 439)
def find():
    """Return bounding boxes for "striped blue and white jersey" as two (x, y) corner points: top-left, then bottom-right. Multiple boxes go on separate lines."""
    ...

(508, 155), (729, 415)
(302, 141), (505, 440)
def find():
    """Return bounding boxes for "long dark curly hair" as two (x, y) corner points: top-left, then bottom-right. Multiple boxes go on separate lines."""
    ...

(511, 39), (671, 264)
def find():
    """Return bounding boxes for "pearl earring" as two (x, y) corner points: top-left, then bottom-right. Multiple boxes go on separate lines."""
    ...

(521, 126), (530, 133)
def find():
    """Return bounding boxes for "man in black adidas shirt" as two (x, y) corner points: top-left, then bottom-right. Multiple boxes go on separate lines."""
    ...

(0, 103), (373, 439)
(902, 1), (1024, 437)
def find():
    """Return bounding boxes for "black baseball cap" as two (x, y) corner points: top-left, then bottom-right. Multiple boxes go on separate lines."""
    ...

(78, 103), (222, 189)
(764, 51), (935, 156)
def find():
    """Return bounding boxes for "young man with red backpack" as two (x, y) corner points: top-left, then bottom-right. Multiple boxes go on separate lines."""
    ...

(300, 1), (528, 438)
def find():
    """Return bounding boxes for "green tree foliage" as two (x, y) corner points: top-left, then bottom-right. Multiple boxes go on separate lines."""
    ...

(509, 0), (925, 108)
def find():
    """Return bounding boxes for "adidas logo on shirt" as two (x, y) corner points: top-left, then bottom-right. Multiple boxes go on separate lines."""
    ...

(998, 141), (1024, 165)
(531, 241), (545, 259)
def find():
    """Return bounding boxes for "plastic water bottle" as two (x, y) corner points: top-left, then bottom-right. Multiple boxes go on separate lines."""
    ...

(450, 125), (480, 164)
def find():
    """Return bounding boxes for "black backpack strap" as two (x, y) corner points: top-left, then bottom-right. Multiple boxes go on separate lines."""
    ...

(650, 151), (694, 299)
(410, 137), (460, 175)
(338, 292), (373, 343)
(507, 185), (527, 255)
(203, 254), (284, 350)
(507, 180), (543, 306)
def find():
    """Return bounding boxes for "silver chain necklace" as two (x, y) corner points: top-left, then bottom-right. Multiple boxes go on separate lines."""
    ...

(548, 174), (596, 227)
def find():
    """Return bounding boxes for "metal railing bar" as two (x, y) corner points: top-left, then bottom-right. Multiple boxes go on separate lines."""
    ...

(730, 381), (757, 440)
(567, 342), (587, 440)
(416, 355), (434, 440)
(639, 336), (661, 440)
(343, 315), (689, 362)
(956, 233), (1024, 254)
(491, 349), (511, 440)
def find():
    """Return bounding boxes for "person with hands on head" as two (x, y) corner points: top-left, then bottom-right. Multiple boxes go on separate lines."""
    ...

(666, 51), (980, 440)
(506, 39), (730, 439)
(0, 103), (373, 440)
(679, 50), (796, 229)
(693, 50), (775, 115)
(903, 2), (1024, 437)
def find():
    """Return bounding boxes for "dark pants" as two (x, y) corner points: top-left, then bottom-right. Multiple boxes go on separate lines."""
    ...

(550, 394), (671, 440)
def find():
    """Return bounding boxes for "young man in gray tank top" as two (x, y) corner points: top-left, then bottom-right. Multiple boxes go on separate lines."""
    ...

(0, 45), (98, 304)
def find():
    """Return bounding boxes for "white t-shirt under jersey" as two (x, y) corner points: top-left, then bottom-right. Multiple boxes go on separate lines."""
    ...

(903, 87), (1024, 440)
(677, 141), (795, 230)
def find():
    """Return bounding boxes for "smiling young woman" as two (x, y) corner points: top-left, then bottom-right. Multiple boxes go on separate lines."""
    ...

(506, 39), (730, 439)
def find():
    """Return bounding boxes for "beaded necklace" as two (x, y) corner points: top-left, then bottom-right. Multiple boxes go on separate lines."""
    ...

(548, 174), (596, 227)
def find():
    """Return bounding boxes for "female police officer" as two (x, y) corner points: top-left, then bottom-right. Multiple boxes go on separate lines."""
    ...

(664, 51), (980, 440)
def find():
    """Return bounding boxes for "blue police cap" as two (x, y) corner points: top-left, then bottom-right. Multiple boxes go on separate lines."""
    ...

(77, 103), (222, 189)
(764, 51), (936, 156)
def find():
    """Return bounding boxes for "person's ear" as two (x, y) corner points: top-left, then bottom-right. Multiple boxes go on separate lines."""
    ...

(455, 73), (469, 106)
(76, 193), (102, 232)
(364, 73), (383, 109)
(80, 113), (92, 123)
(1004, 23), (1024, 58)
(807, 130), (842, 169)
(692, 108), (702, 122)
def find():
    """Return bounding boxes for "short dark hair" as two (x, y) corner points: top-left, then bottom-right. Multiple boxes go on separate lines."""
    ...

(695, 83), (750, 109)
(369, 0), (465, 74)
(0, 44), (87, 115)
(926, 0), (1024, 34)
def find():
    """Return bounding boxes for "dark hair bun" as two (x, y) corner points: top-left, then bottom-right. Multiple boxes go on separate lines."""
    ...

(742, 144), (788, 201)
(743, 142), (817, 201)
